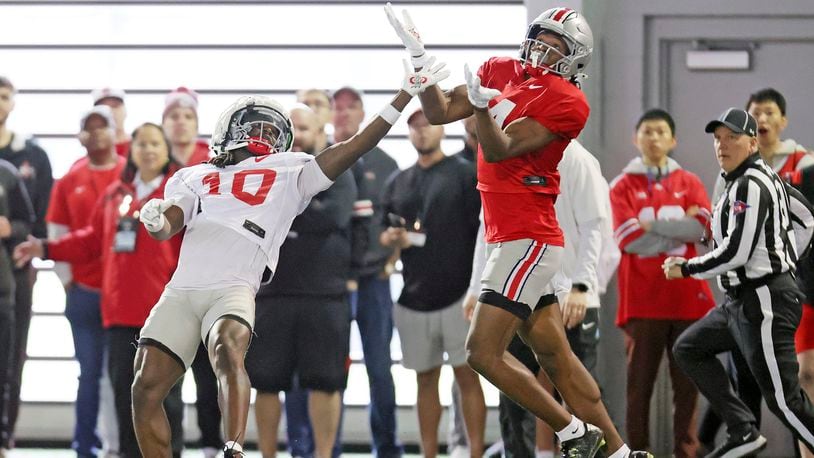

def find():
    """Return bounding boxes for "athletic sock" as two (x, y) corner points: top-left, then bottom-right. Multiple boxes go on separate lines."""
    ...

(608, 444), (631, 458)
(555, 415), (585, 442)
(536, 450), (555, 458)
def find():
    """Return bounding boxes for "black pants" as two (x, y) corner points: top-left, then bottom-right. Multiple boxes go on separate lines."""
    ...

(697, 348), (763, 446)
(1, 266), (33, 448)
(191, 343), (222, 449)
(499, 308), (600, 458)
(0, 294), (13, 449)
(107, 327), (184, 457)
(674, 274), (814, 451)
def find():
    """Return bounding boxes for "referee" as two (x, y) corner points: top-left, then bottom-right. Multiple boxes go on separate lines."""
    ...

(664, 108), (814, 458)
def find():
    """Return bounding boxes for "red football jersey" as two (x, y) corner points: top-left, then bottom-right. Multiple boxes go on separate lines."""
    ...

(610, 159), (715, 326)
(476, 57), (590, 245)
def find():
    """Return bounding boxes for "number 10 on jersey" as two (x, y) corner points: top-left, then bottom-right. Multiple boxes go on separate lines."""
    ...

(202, 169), (277, 206)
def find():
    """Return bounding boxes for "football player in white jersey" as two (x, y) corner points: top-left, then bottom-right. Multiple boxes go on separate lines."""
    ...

(131, 60), (449, 458)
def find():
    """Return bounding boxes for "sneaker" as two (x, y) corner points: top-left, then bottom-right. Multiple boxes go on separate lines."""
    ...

(450, 445), (471, 458)
(223, 445), (246, 458)
(705, 426), (767, 458)
(560, 423), (604, 458)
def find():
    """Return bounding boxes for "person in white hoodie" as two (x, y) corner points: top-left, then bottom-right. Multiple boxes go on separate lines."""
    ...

(461, 139), (620, 458)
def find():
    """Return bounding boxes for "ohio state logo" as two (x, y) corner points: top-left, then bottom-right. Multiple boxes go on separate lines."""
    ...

(409, 76), (428, 86)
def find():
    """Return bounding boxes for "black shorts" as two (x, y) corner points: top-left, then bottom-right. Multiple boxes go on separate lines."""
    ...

(246, 294), (351, 393)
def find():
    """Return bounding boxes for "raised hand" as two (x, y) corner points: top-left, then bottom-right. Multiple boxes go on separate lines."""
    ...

(464, 63), (501, 110)
(401, 57), (450, 96)
(385, 2), (430, 68)
(139, 198), (176, 233)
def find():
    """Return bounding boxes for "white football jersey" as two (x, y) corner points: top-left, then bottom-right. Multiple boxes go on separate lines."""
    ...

(164, 153), (333, 290)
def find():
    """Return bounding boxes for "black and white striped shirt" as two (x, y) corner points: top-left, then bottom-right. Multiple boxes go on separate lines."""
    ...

(685, 154), (814, 290)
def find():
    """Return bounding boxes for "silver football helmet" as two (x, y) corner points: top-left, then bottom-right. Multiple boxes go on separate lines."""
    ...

(210, 96), (294, 156)
(520, 7), (593, 78)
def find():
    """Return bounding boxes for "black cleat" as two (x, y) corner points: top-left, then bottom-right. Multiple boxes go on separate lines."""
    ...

(629, 452), (654, 458)
(560, 422), (604, 457)
(705, 426), (767, 458)
(223, 445), (246, 458)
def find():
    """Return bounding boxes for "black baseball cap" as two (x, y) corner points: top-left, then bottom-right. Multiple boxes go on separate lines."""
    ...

(704, 108), (757, 137)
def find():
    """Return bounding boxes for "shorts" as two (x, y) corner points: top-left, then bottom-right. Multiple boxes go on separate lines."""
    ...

(394, 297), (470, 373)
(246, 294), (351, 393)
(479, 239), (563, 320)
(138, 285), (256, 369)
(796, 304), (814, 354)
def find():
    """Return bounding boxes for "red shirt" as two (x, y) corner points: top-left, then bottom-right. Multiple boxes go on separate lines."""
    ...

(47, 175), (182, 328)
(476, 57), (589, 245)
(46, 157), (126, 289)
(115, 140), (130, 158)
(610, 160), (715, 326)
(181, 140), (213, 167)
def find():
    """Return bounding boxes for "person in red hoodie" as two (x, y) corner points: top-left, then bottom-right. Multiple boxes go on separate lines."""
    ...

(16, 123), (184, 458)
(45, 105), (125, 458)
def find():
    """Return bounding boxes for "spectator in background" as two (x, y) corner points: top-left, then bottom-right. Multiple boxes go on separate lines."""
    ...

(609, 109), (715, 457)
(297, 88), (335, 138)
(0, 76), (53, 454)
(453, 115), (477, 164)
(162, 86), (212, 166)
(0, 157), (34, 458)
(91, 87), (130, 157)
(699, 88), (814, 452)
(246, 104), (357, 458)
(16, 123), (185, 458)
(161, 85), (222, 456)
(45, 105), (125, 458)
(331, 86), (402, 458)
(380, 108), (483, 458)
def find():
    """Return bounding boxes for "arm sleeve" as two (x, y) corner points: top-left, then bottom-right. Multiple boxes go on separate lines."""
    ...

(164, 172), (198, 227)
(649, 218), (707, 243)
(567, 151), (607, 291)
(8, 172), (35, 243)
(610, 179), (646, 252)
(686, 177), (768, 279)
(297, 158), (334, 200)
(47, 222), (73, 285)
(32, 145), (53, 239)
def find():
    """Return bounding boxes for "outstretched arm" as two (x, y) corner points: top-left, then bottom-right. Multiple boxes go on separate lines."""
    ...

(317, 58), (450, 180)
(317, 90), (411, 181)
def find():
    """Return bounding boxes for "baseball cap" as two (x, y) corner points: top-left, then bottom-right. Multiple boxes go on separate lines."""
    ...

(704, 108), (757, 137)
(80, 105), (116, 130)
(332, 86), (364, 104)
(91, 87), (126, 105)
(163, 86), (199, 119)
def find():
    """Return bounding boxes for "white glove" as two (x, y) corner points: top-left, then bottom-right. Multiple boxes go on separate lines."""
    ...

(402, 57), (450, 96)
(139, 198), (176, 233)
(385, 2), (430, 68)
(464, 63), (502, 110)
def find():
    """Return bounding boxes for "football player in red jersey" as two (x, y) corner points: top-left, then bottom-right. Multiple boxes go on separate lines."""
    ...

(386, 4), (649, 457)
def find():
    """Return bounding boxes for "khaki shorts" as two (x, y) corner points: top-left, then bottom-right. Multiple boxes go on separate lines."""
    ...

(394, 297), (470, 373)
(139, 285), (256, 369)
(480, 239), (563, 320)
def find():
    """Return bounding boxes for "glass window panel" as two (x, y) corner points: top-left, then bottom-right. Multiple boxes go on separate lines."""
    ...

(27, 316), (74, 358)
(1, 48), (508, 91)
(0, 5), (524, 46)
(20, 360), (79, 402)
(32, 270), (67, 314)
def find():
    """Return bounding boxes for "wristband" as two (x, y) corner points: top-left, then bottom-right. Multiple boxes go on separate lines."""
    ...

(378, 104), (402, 125)
(572, 282), (589, 293)
(411, 53), (431, 69)
(680, 262), (690, 278)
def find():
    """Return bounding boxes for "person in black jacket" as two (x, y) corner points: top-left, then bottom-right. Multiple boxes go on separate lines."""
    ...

(380, 108), (484, 457)
(0, 76), (52, 453)
(0, 157), (35, 455)
(245, 105), (357, 458)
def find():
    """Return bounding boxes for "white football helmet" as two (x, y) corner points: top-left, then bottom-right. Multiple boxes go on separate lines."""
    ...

(210, 96), (294, 156)
(520, 7), (593, 78)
